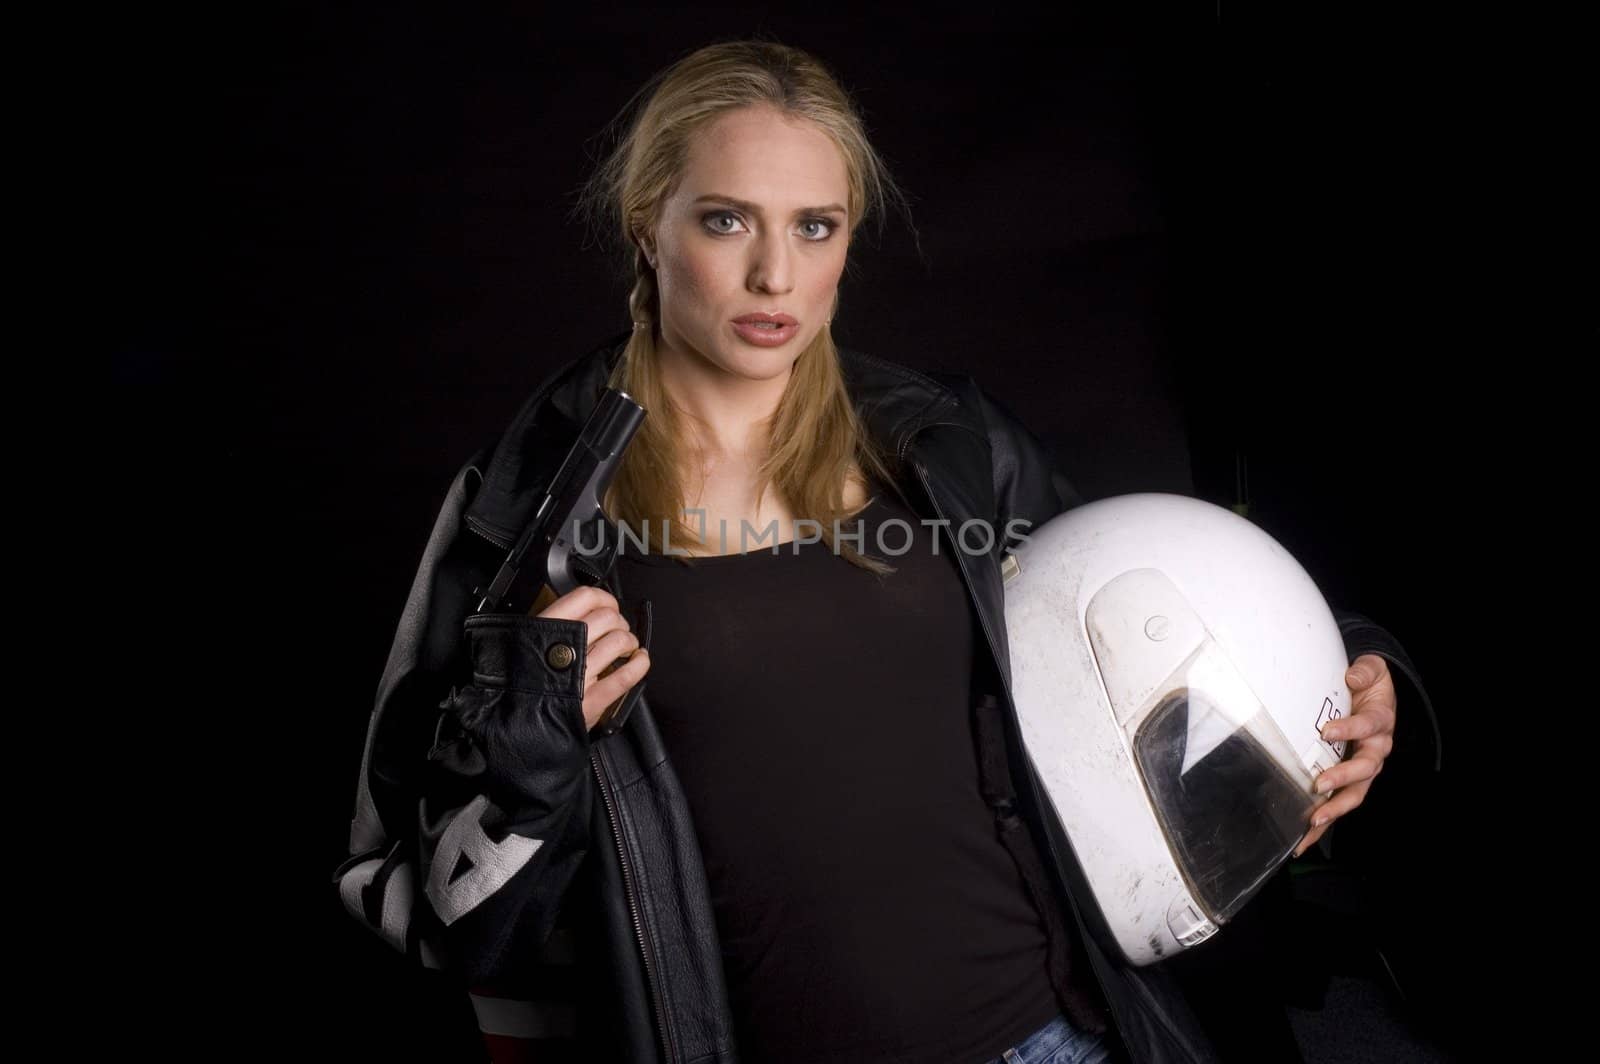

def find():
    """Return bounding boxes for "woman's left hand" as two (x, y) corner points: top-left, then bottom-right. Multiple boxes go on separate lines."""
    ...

(1293, 653), (1398, 857)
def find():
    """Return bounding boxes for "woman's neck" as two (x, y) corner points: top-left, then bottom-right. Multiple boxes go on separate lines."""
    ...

(656, 337), (792, 461)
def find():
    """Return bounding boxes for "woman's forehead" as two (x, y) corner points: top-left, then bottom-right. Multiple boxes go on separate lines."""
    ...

(676, 106), (849, 212)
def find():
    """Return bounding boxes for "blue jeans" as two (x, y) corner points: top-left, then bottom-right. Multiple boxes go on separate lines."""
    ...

(982, 1012), (1112, 1064)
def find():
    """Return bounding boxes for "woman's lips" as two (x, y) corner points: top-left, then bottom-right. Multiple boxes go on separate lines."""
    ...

(731, 319), (799, 346)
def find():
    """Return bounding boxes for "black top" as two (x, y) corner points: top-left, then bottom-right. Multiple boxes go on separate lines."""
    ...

(615, 483), (1059, 1064)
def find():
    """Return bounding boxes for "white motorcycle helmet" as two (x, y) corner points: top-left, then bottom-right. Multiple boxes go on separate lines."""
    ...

(1002, 493), (1350, 966)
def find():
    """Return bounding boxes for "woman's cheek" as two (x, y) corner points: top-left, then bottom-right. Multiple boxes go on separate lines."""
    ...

(811, 248), (846, 304)
(670, 252), (724, 324)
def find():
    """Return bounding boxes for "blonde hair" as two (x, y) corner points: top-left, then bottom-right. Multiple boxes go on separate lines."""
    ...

(576, 39), (910, 573)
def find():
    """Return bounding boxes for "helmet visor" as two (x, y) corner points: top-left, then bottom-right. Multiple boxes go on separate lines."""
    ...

(1087, 570), (1319, 923)
(1132, 672), (1316, 921)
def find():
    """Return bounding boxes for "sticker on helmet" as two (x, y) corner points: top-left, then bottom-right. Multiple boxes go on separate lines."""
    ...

(1315, 697), (1347, 758)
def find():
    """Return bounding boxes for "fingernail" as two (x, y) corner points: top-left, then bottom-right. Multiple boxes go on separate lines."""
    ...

(1315, 777), (1335, 794)
(1312, 815), (1328, 827)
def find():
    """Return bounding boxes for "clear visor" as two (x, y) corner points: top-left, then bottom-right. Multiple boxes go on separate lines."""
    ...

(1087, 570), (1319, 923)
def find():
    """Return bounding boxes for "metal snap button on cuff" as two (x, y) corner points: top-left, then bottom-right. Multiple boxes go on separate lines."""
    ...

(546, 643), (576, 670)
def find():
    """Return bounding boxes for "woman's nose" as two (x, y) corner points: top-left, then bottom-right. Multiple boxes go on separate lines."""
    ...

(746, 231), (794, 294)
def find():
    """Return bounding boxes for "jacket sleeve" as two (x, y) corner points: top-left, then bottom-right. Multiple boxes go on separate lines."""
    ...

(972, 383), (1084, 552)
(333, 446), (597, 984)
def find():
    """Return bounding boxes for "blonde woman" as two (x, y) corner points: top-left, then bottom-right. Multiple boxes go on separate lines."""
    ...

(336, 39), (1402, 1064)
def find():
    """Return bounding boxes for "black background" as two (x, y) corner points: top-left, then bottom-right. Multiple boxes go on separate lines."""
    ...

(106, 2), (1536, 1057)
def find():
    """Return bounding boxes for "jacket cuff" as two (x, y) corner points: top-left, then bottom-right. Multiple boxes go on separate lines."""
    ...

(463, 614), (588, 699)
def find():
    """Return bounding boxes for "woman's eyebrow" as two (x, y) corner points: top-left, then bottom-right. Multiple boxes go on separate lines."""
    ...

(693, 193), (847, 217)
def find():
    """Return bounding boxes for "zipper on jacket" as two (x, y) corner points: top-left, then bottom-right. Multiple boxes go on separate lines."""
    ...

(591, 744), (679, 1064)
(467, 515), (514, 551)
(909, 458), (1193, 1059)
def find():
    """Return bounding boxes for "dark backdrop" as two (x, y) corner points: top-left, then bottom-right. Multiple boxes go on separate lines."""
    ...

(111, 3), (1501, 1058)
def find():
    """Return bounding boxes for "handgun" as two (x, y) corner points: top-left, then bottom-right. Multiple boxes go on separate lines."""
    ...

(472, 387), (647, 615)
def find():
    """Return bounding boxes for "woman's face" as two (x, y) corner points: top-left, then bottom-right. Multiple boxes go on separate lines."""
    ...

(643, 104), (850, 383)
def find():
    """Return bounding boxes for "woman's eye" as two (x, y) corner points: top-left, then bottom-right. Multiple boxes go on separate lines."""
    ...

(798, 218), (836, 241)
(702, 211), (744, 235)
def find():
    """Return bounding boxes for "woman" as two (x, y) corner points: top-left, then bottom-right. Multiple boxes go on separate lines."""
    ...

(336, 40), (1402, 1064)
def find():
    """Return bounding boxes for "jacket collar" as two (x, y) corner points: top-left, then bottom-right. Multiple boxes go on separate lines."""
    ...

(464, 331), (969, 545)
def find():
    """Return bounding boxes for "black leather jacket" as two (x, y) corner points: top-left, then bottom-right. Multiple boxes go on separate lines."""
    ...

(335, 334), (1423, 1063)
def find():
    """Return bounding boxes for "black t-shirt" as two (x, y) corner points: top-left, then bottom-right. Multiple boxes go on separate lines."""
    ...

(615, 482), (1060, 1063)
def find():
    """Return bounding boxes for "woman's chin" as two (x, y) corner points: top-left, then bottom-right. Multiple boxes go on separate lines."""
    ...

(710, 341), (804, 382)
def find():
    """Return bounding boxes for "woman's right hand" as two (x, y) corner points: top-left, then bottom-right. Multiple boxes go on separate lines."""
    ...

(536, 585), (650, 730)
